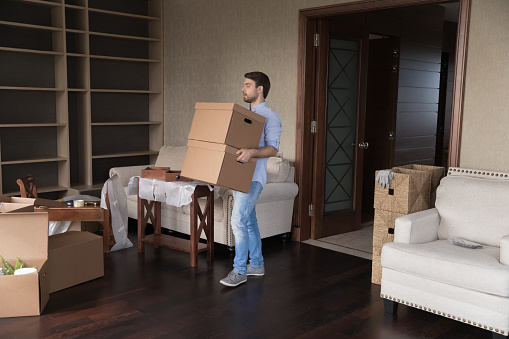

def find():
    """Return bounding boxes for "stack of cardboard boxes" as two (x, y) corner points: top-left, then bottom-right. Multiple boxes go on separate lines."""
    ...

(0, 198), (104, 318)
(371, 165), (445, 285)
(181, 103), (265, 193)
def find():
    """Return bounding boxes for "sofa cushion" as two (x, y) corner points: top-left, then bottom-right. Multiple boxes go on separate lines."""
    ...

(155, 146), (188, 170)
(382, 240), (509, 297)
(436, 176), (509, 246)
(267, 157), (290, 183)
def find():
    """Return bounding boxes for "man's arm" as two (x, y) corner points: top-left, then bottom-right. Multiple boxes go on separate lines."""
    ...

(236, 146), (277, 163)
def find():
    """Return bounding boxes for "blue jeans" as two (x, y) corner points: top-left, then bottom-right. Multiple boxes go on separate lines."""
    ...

(231, 181), (264, 275)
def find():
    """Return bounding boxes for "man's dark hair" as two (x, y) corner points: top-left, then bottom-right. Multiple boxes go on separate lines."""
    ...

(244, 71), (270, 99)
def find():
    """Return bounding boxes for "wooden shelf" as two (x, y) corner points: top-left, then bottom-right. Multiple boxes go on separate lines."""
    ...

(0, 123), (66, 128)
(9, 0), (62, 8)
(0, 46), (63, 56)
(89, 31), (159, 42)
(0, 86), (66, 91)
(70, 184), (105, 192)
(91, 121), (161, 126)
(67, 53), (87, 57)
(0, 20), (62, 31)
(88, 8), (160, 21)
(1, 157), (67, 165)
(2, 185), (68, 197)
(1, 0), (162, 195)
(92, 150), (159, 159)
(90, 55), (160, 63)
(65, 28), (86, 34)
(90, 89), (161, 94)
(64, 4), (86, 10)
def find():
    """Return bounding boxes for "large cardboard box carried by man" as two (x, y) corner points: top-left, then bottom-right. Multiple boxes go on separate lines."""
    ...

(0, 206), (50, 318)
(182, 103), (265, 193)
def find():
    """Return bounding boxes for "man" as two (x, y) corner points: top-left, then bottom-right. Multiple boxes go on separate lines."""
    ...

(220, 71), (282, 287)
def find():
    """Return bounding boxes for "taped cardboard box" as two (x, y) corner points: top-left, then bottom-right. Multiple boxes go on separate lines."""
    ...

(397, 164), (445, 207)
(0, 209), (49, 318)
(181, 139), (256, 193)
(373, 168), (431, 214)
(48, 231), (104, 293)
(189, 102), (266, 149)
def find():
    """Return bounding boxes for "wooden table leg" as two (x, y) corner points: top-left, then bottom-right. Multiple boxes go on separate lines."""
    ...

(103, 207), (111, 253)
(207, 188), (214, 262)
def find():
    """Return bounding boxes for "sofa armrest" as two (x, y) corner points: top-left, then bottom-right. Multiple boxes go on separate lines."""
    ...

(257, 182), (299, 204)
(109, 165), (152, 188)
(394, 208), (440, 244)
(500, 234), (509, 265)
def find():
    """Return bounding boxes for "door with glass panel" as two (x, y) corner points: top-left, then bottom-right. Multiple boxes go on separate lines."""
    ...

(311, 21), (368, 238)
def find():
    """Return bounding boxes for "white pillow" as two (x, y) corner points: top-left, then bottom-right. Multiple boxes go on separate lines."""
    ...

(155, 146), (188, 170)
(266, 157), (290, 183)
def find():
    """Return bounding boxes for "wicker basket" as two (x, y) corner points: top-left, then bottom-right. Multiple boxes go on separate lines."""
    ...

(371, 209), (404, 285)
(373, 168), (431, 214)
(397, 164), (445, 207)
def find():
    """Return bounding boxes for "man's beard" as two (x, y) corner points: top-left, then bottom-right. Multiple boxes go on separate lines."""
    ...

(243, 94), (256, 103)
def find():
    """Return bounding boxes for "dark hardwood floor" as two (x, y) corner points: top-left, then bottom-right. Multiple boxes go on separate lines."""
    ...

(0, 226), (492, 338)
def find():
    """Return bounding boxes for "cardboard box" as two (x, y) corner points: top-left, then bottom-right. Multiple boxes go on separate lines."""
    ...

(373, 168), (431, 214)
(181, 139), (257, 193)
(189, 102), (266, 149)
(0, 196), (65, 208)
(0, 211), (50, 318)
(47, 231), (104, 293)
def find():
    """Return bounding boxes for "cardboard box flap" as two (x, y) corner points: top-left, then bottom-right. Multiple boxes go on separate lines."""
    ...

(49, 230), (100, 248)
(0, 212), (49, 260)
(186, 140), (256, 163)
(194, 102), (265, 124)
(0, 196), (64, 208)
(0, 202), (34, 213)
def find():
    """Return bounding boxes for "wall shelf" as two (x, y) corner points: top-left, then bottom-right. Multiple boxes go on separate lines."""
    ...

(0, 0), (163, 196)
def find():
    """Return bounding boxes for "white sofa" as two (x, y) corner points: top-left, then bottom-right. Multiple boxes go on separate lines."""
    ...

(109, 146), (299, 248)
(381, 167), (509, 338)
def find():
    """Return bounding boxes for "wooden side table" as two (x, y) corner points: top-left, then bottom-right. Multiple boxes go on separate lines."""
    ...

(136, 179), (214, 267)
(35, 205), (112, 253)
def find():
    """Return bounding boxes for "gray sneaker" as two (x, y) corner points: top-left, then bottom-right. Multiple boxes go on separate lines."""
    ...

(220, 270), (247, 287)
(246, 264), (265, 276)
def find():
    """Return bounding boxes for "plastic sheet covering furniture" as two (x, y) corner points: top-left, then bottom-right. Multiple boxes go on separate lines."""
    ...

(100, 174), (133, 252)
(134, 177), (214, 267)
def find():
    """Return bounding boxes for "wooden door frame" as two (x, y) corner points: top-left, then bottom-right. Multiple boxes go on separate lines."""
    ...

(293, 0), (471, 241)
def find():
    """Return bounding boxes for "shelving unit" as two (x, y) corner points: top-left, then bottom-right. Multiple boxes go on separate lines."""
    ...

(0, 0), (163, 197)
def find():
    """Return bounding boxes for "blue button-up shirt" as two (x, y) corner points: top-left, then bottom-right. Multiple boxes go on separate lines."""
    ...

(249, 102), (282, 188)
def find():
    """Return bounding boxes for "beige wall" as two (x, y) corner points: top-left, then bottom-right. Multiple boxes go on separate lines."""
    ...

(459, 0), (509, 171)
(164, 0), (509, 171)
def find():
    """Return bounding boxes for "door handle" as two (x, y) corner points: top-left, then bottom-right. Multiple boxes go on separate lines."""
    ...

(358, 142), (369, 149)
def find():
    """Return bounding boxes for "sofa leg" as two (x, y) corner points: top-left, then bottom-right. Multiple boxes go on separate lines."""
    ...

(383, 298), (398, 315)
(493, 332), (506, 339)
(281, 232), (291, 242)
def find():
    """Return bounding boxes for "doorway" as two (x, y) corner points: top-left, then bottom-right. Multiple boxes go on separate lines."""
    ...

(294, 0), (470, 241)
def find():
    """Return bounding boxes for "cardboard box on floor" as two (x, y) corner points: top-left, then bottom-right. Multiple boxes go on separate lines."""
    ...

(189, 103), (266, 149)
(48, 231), (104, 293)
(0, 207), (50, 318)
(181, 139), (257, 193)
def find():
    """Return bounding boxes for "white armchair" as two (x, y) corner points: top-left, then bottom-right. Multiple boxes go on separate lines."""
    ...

(381, 167), (509, 338)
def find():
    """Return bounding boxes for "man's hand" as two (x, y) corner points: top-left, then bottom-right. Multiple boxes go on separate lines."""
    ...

(236, 148), (256, 163)
(236, 146), (277, 163)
